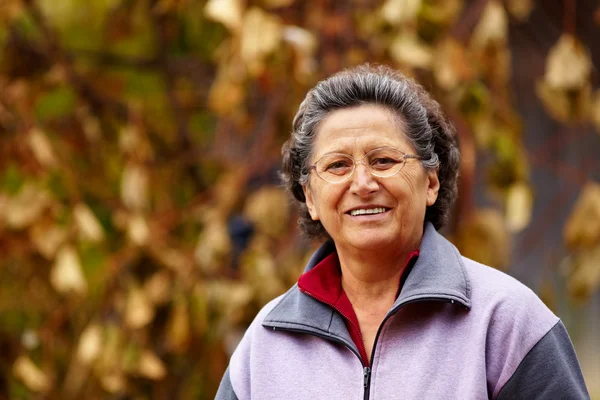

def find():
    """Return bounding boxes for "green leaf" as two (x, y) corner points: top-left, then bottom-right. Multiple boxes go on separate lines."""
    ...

(35, 86), (77, 122)
(0, 164), (26, 195)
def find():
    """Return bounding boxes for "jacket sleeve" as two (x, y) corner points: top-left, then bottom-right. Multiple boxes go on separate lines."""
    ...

(496, 321), (590, 400)
(215, 367), (240, 400)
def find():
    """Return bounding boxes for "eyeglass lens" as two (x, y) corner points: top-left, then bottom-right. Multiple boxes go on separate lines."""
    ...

(314, 147), (407, 183)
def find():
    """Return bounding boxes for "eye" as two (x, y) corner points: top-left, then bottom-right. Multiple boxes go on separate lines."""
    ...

(370, 157), (400, 170)
(326, 160), (351, 172)
(320, 157), (353, 176)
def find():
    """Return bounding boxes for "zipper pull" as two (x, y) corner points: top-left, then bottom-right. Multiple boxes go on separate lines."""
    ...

(363, 366), (371, 388)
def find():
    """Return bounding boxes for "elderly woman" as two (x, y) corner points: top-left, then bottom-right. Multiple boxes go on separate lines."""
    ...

(216, 65), (589, 399)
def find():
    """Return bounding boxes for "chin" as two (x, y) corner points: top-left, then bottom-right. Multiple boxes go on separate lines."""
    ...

(345, 232), (399, 252)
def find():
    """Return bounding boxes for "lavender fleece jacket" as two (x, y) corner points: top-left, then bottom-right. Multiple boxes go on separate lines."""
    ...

(216, 223), (589, 399)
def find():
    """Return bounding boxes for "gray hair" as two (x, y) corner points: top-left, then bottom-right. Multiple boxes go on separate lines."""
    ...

(281, 64), (460, 238)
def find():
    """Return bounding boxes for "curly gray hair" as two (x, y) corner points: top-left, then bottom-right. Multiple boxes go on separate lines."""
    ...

(281, 64), (460, 238)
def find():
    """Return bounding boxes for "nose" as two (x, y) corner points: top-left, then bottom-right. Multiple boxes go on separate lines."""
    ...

(349, 162), (379, 196)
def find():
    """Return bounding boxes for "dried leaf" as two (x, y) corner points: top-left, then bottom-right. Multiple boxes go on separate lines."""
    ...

(125, 286), (154, 329)
(544, 34), (592, 90)
(567, 245), (600, 302)
(433, 38), (472, 90)
(4, 184), (51, 230)
(419, 0), (463, 25)
(166, 296), (191, 353)
(564, 182), (600, 251)
(74, 203), (105, 243)
(76, 324), (103, 365)
(208, 280), (254, 324)
(282, 26), (317, 80)
(195, 213), (231, 274)
(99, 373), (126, 393)
(261, 0), (294, 8)
(454, 209), (509, 270)
(471, 1), (508, 48)
(380, 0), (422, 25)
(592, 90), (600, 134)
(204, 0), (243, 31)
(240, 8), (282, 75)
(13, 356), (51, 392)
(28, 128), (57, 168)
(241, 240), (285, 303)
(121, 163), (149, 211)
(137, 351), (166, 380)
(143, 271), (172, 305)
(50, 245), (88, 295)
(127, 213), (150, 246)
(390, 33), (433, 69)
(243, 186), (289, 237)
(505, 0), (534, 21)
(505, 182), (533, 233)
(536, 81), (592, 123)
(208, 71), (245, 115)
(29, 222), (68, 259)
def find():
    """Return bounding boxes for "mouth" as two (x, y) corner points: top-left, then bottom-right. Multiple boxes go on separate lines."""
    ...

(347, 207), (389, 216)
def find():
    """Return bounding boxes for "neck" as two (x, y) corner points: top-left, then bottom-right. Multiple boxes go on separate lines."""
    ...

(337, 243), (417, 311)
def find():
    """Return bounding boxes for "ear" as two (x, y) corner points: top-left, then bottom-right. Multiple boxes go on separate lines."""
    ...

(426, 170), (440, 207)
(302, 184), (320, 221)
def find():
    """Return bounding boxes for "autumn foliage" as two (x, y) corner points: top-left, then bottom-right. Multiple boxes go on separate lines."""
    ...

(0, 0), (599, 398)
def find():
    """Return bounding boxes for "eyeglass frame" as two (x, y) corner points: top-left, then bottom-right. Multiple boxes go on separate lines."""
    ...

(306, 146), (425, 184)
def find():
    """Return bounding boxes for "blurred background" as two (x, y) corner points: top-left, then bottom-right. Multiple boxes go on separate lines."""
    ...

(0, 0), (599, 398)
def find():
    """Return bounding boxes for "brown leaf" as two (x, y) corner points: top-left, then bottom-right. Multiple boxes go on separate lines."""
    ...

(380, 0), (422, 25)
(3, 184), (51, 230)
(195, 213), (231, 274)
(544, 34), (592, 91)
(535, 81), (592, 123)
(137, 351), (166, 380)
(390, 33), (433, 69)
(567, 245), (600, 302)
(143, 271), (172, 305)
(28, 128), (57, 168)
(433, 38), (472, 90)
(454, 209), (509, 270)
(592, 90), (600, 134)
(127, 213), (150, 246)
(125, 285), (154, 329)
(282, 26), (317, 80)
(564, 182), (600, 251)
(243, 186), (290, 237)
(76, 324), (103, 365)
(505, 182), (533, 233)
(505, 0), (534, 21)
(121, 163), (149, 211)
(166, 295), (191, 353)
(470, 1), (508, 48)
(261, 0), (295, 8)
(204, 0), (243, 31)
(208, 71), (245, 115)
(13, 356), (51, 393)
(50, 245), (88, 295)
(74, 203), (105, 243)
(29, 222), (68, 259)
(240, 8), (282, 75)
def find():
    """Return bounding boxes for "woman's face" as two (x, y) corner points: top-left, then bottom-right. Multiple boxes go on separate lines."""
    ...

(302, 105), (439, 254)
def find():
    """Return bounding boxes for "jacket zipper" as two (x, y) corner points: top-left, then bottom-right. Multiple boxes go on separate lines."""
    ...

(363, 297), (459, 400)
(270, 296), (459, 400)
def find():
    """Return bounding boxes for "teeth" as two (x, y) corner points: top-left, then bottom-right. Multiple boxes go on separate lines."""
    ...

(350, 207), (387, 216)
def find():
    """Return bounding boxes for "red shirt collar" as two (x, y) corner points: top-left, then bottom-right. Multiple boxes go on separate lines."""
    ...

(297, 249), (420, 365)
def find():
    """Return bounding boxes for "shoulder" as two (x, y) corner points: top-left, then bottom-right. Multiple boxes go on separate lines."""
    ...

(461, 256), (556, 319)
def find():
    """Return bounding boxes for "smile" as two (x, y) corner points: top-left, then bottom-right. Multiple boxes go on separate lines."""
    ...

(349, 207), (388, 216)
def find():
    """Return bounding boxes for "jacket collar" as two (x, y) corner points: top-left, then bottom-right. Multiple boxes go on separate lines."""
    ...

(262, 222), (471, 341)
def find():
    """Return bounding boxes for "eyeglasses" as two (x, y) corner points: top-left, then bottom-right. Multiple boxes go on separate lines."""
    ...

(307, 147), (424, 184)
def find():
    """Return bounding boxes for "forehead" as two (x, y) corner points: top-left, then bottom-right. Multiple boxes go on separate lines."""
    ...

(312, 105), (410, 156)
